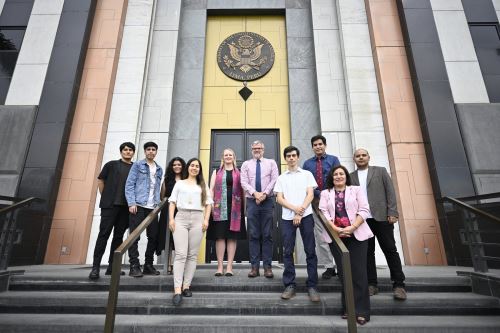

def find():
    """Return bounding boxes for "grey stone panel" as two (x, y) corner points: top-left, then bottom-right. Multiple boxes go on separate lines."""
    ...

(0, 105), (37, 197)
(167, 139), (200, 162)
(286, 9), (313, 38)
(176, 38), (206, 69)
(473, 174), (500, 195)
(289, 102), (321, 155)
(424, 121), (470, 169)
(462, 0), (498, 23)
(403, 9), (440, 43)
(168, 6), (207, 161)
(207, 0), (285, 9)
(0, 106), (37, 172)
(434, 166), (479, 199)
(286, 0), (309, 9)
(182, 0), (207, 10)
(0, 176), (18, 197)
(289, 69), (318, 103)
(287, 37), (315, 69)
(169, 102), (203, 140)
(0, 0), (33, 26)
(171, 68), (204, 103)
(24, 123), (66, 169)
(401, 0), (431, 9)
(456, 103), (500, 173)
(179, 9), (206, 38)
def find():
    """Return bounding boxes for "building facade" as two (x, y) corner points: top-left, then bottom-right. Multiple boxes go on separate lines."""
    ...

(0, 0), (498, 267)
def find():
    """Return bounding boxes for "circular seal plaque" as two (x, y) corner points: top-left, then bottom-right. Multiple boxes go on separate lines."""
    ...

(217, 32), (275, 81)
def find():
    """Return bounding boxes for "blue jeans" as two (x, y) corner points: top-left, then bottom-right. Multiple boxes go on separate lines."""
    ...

(246, 198), (274, 269)
(281, 214), (318, 288)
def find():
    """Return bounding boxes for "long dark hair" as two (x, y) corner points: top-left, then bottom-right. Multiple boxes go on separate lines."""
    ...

(325, 165), (352, 189)
(165, 157), (186, 196)
(184, 158), (207, 206)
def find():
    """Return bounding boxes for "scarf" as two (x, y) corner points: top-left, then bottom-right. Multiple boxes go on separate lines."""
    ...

(213, 167), (242, 232)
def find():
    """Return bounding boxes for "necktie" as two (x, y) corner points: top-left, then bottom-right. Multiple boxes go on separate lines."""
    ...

(316, 157), (323, 190)
(256, 159), (262, 192)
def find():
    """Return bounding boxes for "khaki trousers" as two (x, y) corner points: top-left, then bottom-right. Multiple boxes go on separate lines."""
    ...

(173, 209), (204, 288)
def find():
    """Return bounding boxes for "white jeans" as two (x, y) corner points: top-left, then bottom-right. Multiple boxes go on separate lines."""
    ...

(172, 210), (204, 288)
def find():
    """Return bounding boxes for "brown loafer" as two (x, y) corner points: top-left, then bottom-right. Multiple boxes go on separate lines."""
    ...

(393, 287), (407, 300)
(248, 267), (260, 278)
(264, 267), (274, 278)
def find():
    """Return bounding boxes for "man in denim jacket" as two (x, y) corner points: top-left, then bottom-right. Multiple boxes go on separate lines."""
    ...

(125, 142), (164, 277)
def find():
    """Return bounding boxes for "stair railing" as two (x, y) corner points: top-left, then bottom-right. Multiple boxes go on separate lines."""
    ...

(0, 195), (40, 271)
(443, 193), (500, 273)
(312, 199), (357, 333)
(104, 198), (168, 333)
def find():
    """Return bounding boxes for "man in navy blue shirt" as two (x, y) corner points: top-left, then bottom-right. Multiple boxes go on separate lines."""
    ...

(302, 135), (340, 279)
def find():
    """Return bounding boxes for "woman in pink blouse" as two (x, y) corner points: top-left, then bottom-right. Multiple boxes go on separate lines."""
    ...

(319, 164), (373, 325)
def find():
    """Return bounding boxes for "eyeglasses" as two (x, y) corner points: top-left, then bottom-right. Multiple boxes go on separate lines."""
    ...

(252, 147), (263, 150)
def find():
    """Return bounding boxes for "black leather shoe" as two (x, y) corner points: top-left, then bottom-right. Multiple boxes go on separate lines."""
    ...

(105, 268), (125, 276)
(88, 266), (100, 280)
(172, 293), (183, 306)
(129, 265), (143, 278)
(143, 264), (160, 275)
(182, 288), (192, 297)
(321, 268), (337, 280)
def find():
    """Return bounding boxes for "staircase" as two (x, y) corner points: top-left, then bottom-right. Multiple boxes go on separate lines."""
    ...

(0, 264), (499, 332)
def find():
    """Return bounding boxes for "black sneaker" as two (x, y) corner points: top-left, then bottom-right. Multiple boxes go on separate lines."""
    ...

(143, 264), (160, 275)
(129, 265), (143, 278)
(321, 267), (337, 280)
(88, 266), (100, 280)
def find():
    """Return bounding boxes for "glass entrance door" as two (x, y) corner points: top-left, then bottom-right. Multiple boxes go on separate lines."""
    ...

(206, 129), (282, 263)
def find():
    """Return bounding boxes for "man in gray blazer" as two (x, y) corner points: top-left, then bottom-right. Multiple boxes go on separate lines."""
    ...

(351, 148), (407, 300)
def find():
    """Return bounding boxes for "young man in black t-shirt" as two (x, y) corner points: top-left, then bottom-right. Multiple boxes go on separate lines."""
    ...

(89, 142), (136, 280)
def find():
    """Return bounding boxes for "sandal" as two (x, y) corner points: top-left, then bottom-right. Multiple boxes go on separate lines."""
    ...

(214, 271), (223, 277)
(356, 317), (369, 325)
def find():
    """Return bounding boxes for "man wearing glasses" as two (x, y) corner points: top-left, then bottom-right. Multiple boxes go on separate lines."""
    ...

(241, 140), (279, 278)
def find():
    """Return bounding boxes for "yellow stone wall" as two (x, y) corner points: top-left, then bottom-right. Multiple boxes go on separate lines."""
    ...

(198, 15), (290, 262)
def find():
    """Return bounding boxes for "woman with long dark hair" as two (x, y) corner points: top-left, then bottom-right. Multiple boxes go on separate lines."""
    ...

(319, 164), (373, 325)
(168, 158), (212, 306)
(159, 157), (186, 274)
(207, 148), (246, 276)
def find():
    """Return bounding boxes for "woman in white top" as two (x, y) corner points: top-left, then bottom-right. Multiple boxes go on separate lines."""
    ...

(168, 158), (213, 306)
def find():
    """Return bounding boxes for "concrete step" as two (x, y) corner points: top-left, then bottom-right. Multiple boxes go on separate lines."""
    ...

(1, 314), (500, 333)
(8, 273), (472, 293)
(0, 291), (498, 316)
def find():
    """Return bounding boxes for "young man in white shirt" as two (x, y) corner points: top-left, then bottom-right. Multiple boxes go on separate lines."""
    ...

(274, 146), (320, 302)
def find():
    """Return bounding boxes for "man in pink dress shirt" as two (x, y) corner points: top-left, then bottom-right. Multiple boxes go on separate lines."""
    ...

(240, 140), (279, 278)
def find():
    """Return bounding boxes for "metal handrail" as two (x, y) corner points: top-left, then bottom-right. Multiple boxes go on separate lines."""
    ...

(443, 196), (500, 225)
(442, 196), (500, 273)
(456, 192), (500, 202)
(104, 198), (168, 332)
(0, 196), (40, 271)
(0, 197), (39, 216)
(312, 199), (357, 333)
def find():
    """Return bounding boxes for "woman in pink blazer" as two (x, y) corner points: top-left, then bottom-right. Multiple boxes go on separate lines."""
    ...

(319, 165), (373, 325)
